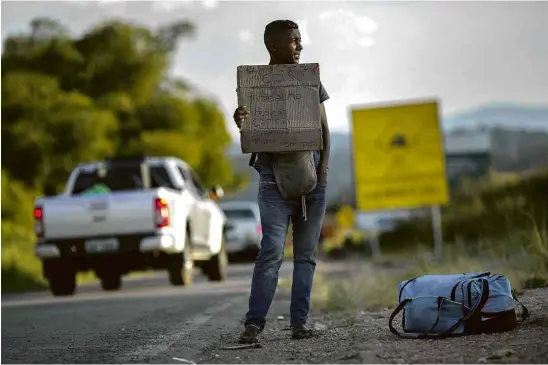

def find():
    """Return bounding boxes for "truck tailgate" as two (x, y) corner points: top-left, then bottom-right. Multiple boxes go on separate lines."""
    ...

(42, 191), (158, 239)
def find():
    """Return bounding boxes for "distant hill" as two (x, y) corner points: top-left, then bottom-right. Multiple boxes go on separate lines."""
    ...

(443, 103), (548, 132)
(223, 103), (548, 205)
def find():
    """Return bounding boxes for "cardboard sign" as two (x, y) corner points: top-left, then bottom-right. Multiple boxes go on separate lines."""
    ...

(236, 63), (322, 153)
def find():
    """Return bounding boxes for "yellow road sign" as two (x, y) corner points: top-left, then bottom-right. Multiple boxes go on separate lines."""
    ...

(350, 100), (449, 211)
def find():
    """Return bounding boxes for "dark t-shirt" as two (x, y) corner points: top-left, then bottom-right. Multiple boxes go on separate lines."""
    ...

(253, 82), (330, 175)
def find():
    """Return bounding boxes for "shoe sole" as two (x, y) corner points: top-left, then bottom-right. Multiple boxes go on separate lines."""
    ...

(238, 338), (259, 344)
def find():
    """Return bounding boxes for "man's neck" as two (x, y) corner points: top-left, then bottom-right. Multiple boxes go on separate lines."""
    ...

(269, 58), (293, 65)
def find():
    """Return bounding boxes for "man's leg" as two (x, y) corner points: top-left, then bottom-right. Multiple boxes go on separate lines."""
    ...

(240, 179), (293, 343)
(289, 183), (327, 338)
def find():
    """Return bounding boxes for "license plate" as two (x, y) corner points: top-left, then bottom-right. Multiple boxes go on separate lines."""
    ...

(85, 238), (119, 253)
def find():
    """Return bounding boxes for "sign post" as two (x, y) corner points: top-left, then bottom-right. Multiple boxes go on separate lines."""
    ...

(350, 99), (449, 259)
(432, 205), (444, 260)
(370, 231), (382, 263)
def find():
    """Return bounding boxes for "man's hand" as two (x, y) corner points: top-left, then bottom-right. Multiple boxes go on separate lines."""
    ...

(317, 166), (328, 185)
(233, 106), (249, 129)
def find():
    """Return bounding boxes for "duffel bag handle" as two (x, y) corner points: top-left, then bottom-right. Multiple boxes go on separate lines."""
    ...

(388, 298), (412, 338)
(389, 296), (451, 339)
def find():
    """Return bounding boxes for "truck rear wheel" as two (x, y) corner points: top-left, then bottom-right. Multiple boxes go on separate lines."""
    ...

(203, 236), (228, 282)
(100, 274), (122, 291)
(167, 231), (193, 286)
(244, 246), (259, 262)
(49, 272), (76, 296)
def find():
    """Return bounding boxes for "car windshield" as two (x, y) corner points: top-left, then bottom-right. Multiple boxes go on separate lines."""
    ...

(71, 165), (175, 195)
(223, 209), (255, 220)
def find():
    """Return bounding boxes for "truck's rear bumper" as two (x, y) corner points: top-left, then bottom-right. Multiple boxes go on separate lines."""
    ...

(35, 233), (181, 259)
(225, 230), (261, 254)
(226, 237), (260, 254)
(139, 235), (178, 253)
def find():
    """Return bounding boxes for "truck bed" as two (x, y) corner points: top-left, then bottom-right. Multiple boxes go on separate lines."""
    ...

(38, 188), (175, 240)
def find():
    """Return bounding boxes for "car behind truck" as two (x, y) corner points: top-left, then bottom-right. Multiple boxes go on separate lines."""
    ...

(34, 156), (228, 296)
(219, 201), (262, 261)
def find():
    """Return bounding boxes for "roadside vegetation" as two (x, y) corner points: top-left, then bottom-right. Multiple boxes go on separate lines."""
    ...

(307, 169), (548, 312)
(311, 226), (547, 312)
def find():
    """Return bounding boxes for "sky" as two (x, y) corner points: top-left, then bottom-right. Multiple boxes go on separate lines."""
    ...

(2, 0), (548, 140)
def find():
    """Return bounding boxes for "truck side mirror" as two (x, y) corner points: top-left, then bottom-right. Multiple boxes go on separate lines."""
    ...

(208, 185), (224, 200)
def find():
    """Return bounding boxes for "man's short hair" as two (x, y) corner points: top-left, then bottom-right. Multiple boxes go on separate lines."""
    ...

(264, 20), (299, 50)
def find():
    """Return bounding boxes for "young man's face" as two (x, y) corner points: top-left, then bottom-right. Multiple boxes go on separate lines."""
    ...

(271, 28), (303, 64)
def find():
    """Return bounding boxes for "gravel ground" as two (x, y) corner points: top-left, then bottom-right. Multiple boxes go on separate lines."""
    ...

(200, 287), (548, 364)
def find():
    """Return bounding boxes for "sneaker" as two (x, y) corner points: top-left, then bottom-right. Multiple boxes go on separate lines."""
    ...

(238, 325), (261, 344)
(291, 325), (316, 340)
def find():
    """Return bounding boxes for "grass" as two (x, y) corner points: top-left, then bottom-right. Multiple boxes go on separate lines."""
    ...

(311, 268), (399, 313)
(308, 225), (548, 313)
(1, 223), (48, 292)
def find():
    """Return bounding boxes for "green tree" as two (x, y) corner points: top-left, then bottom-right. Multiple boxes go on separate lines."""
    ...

(1, 72), (118, 194)
(2, 17), (244, 196)
(1, 17), (246, 294)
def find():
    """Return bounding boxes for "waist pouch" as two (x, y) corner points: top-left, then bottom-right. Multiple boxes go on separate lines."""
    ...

(270, 151), (317, 200)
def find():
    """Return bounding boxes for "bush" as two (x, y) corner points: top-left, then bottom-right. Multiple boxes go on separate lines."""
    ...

(1, 222), (47, 292)
(379, 169), (548, 251)
(1, 171), (47, 292)
(1, 170), (36, 229)
(311, 228), (548, 312)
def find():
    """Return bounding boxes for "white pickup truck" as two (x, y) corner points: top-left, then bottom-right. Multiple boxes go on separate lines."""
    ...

(34, 156), (228, 296)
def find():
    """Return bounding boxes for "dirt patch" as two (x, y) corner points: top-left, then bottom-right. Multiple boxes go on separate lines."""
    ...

(199, 287), (548, 364)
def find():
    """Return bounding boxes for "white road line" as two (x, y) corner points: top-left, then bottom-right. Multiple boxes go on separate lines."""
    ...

(115, 294), (247, 364)
(173, 357), (197, 364)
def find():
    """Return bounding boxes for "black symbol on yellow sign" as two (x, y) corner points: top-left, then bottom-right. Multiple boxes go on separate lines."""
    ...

(390, 134), (407, 148)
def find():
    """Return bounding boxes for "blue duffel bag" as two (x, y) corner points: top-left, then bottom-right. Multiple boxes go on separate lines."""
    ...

(388, 271), (529, 339)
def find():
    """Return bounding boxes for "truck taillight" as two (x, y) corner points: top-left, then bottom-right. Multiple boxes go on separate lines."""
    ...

(256, 224), (262, 235)
(154, 198), (170, 228)
(34, 206), (44, 237)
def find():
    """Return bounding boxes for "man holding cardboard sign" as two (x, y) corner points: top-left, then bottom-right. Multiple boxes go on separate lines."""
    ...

(233, 20), (330, 343)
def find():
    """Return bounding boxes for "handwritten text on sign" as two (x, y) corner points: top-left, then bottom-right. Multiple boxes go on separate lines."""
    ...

(237, 63), (322, 153)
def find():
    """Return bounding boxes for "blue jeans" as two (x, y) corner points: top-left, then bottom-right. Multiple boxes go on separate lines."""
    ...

(244, 174), (327, 330)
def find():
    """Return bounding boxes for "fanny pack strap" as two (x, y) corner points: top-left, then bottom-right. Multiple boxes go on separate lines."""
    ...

(248, 153), (257, 167)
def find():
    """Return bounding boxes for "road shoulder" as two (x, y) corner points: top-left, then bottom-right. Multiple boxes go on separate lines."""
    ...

(199, 287), (548, 364)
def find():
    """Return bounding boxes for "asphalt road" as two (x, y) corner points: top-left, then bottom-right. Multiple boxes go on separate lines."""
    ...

(2, 262), (294, 364)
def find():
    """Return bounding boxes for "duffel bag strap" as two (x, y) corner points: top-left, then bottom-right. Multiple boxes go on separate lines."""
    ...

(431, 278), (491, 338)
(388, 298), (412, 337)
(512, 290), (530, 321)
(463, 278), (490, 321)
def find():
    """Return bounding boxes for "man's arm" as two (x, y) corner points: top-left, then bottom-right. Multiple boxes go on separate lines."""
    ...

(318, 103), (330, 184)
